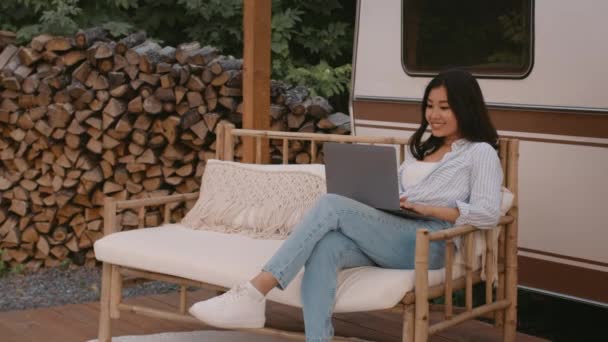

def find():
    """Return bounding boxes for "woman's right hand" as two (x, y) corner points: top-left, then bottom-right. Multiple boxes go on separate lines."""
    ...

(400, 196), (429, 215)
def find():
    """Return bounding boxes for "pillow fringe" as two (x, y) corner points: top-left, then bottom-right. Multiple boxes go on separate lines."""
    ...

(183, 194), (318, 239)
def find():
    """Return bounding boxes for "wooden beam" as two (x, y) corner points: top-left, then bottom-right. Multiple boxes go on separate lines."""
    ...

(242, 0), (271, 163)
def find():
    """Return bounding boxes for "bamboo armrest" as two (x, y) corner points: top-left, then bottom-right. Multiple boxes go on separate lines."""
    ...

(113, 192), (199, 209)
(427, 215), (513, 241)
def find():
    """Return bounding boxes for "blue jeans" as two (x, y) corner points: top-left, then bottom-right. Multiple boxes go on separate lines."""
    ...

(263, 194), (450, 341)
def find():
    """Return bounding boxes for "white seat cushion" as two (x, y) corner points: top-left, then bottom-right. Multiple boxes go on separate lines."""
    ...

(94, 224), (468, 313)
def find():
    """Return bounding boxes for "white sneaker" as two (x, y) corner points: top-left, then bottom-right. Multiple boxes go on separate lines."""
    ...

(189, 281), (266, 329)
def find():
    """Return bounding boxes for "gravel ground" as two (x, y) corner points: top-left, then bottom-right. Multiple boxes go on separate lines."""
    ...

(0, 265), (180, 312)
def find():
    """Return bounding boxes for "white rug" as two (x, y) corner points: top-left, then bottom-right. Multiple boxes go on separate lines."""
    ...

(88, 330), (294, 342)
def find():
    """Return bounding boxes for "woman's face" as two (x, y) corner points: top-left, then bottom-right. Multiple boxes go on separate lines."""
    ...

(425, 86), (460, 142)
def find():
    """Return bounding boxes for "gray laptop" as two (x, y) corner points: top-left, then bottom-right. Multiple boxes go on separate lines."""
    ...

(323, 142), (430, 220)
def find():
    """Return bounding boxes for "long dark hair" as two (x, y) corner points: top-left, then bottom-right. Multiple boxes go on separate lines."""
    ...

(408, 69), (498, 160)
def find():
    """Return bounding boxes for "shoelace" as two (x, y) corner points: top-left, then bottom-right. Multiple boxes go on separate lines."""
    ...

(224, 284), (250, 303)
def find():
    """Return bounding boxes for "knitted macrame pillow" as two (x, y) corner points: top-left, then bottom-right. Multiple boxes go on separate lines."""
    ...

(181, 160), (327, 239)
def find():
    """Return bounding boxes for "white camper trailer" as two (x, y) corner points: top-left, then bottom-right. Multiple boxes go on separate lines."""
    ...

(350, 0), (608, 307)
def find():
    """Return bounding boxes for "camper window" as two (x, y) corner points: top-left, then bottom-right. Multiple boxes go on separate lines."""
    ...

(402, 0), (534, 78)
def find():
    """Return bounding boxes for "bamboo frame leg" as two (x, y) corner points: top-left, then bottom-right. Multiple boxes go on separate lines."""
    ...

(224, 123), (235, 161)
(485, 230), (494, 307)
(503, 221), (518, 341)
(495, 228), (506, 328)
(414, 229), (430, 342)
(282, 139), (288, 164)
(110, 265), (123, 319)
(215, 122), (225, 160)
(255, 136), (263, 163)
(444, 240), (454, 319)
(98, 262), (113, 342)
(464, 233), (474, 312)
(402, 305), (415, 342)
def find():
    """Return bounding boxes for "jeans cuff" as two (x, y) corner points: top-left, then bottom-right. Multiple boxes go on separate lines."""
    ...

(261, 265), (289, 290)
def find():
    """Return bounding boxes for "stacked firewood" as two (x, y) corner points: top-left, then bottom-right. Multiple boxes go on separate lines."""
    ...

(0, 28), (350, 270)
(0, 31), (16, 50)
(267, 82), (350, 163)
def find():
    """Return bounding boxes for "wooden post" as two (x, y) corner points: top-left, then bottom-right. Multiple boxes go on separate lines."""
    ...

(242, 0), (271, 163)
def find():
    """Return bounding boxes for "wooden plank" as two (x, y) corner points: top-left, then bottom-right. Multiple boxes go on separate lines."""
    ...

(0, 289), (547, 342)
(0, 307), (87, 342)
(0, 319), (28, 342)
(242, 0), (271, 163)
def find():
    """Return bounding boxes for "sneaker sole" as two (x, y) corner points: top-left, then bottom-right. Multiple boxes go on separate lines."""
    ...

(188, 308), (265, 329)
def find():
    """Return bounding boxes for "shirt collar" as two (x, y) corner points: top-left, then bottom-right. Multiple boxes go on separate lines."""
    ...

(451, 138), (470, 151)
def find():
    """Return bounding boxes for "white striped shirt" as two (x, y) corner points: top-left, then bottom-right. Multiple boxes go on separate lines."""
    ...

(398, 139), (503, 229)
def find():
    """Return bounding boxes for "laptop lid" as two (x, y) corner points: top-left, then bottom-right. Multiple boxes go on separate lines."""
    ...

(324, 142), (401, 211)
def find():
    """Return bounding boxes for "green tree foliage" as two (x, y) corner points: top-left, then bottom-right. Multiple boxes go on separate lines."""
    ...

(0, 0), (355, 110)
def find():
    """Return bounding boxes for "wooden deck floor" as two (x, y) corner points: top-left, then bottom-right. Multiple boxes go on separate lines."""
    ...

(0, 289), (547, 342)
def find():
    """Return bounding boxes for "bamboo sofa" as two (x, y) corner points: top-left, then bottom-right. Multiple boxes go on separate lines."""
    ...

(94, 122), (519, 342)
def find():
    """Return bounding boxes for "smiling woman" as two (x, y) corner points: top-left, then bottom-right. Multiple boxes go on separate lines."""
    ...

(397, 69), (502, 227)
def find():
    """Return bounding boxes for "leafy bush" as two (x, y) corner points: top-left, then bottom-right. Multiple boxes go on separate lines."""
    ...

(0, 0), (355, 110)
(10, 263), (25, 275)
(284, 61), (351, 98)
(0, 249), (27, 277)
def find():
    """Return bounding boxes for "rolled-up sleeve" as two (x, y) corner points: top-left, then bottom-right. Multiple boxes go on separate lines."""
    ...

(455, 144), (503, 229)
